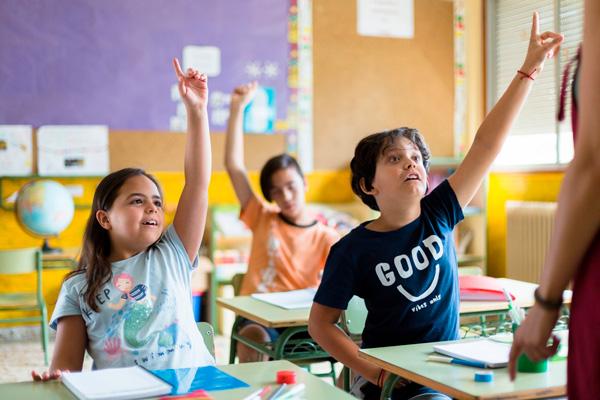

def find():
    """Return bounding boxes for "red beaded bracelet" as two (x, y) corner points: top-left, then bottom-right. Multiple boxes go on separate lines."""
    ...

(517, 68), (536, 81)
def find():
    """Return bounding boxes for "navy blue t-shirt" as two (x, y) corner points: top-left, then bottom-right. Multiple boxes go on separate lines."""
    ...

(314, 180), (464, 349)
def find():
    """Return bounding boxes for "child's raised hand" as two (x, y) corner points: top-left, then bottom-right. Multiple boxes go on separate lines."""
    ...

(520, 12), (563, 77)
(31, 369), (67, 382)
(172, 58), (208, 111)
(230, 81), (258, 110)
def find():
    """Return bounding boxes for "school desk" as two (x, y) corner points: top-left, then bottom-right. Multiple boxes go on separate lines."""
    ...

(460, 278), (571, 316)
(218, 278), (571, 363)
(358, 338), (566, 400)
(0, 359), (355, 400)
(217, 296), (331, 364)
(459, 278), (572, 336)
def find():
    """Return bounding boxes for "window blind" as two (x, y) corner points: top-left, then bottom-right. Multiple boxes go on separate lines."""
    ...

(490, 0), (583, 165)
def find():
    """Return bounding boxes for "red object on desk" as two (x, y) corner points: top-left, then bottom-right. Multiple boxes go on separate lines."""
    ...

(459, 275), (516, 301)
(159, 389), (213, 400)
(276, 370), (297, 384)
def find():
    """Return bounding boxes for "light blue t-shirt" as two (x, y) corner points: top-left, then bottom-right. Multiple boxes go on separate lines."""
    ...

(51, 225), (215, 370)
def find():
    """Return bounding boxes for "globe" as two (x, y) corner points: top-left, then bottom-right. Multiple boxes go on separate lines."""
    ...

(15, 180), (75, 253)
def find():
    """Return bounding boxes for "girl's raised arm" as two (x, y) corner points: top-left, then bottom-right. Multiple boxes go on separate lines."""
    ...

(224, 82), (259, 209)
(171, 58), (212, 262)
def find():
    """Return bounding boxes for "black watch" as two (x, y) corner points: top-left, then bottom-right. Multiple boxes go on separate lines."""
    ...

(534, 287), (563, 311)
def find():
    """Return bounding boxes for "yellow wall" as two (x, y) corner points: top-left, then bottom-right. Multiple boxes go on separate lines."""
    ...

(0, 170), (357, 325)
(2, 167), (570, 324)
(486, 170), (565, 278)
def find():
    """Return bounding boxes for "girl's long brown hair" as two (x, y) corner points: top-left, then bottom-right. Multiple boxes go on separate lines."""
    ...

(65, 168), (163, 312)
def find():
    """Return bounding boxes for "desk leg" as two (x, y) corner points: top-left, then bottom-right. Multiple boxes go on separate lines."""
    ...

(380, 374), (400, 400)
(209, 272), (218, 334)
(229, 317), (242, 364)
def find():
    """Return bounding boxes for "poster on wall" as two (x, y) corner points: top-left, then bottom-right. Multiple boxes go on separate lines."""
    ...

(244, 87), (276, 134)
(0, 125), (33, 176)
(357, 0), (414, 38)
(37, 125), (109, 176)
(0, 0), (290, 132)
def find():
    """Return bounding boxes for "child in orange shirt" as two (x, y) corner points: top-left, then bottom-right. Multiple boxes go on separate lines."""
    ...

(224, 82), (340, 362)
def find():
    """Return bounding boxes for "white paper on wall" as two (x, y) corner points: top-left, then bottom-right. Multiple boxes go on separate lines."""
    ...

(0, 125), (33, 176)
(183, 46), (221, 77)
(37, 125), (109, 176)
(357, 0), (414, 39)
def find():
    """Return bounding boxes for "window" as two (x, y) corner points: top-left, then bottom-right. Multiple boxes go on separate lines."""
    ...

(487, 0), (583, 167)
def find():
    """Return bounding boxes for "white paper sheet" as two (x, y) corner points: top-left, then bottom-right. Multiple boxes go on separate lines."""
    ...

(183, 45), (221, 77)
(251, 288), (317, 309)
(0, 125), (33, 176)
(62, 366), (171, 400)
(37, 125), (109, 176)
(357, 0), (414, 38)
(433, 339), (511, 368)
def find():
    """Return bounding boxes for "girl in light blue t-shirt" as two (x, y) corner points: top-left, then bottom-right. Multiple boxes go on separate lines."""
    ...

(33, 58), (214, 380)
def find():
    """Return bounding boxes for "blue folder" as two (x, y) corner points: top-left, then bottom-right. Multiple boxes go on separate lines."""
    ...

(150, 366), (249, 395)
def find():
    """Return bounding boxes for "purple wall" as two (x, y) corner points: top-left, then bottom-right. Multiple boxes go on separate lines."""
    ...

(0, 0), (289, 131)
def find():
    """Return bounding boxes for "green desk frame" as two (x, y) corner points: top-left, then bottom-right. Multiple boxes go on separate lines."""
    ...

(217, 296), (335, 381)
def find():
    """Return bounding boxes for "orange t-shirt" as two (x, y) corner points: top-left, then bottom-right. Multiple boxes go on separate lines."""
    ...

(238, 196), (340, 295)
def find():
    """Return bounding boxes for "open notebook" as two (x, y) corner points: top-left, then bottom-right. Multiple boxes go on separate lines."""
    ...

(61, 366), (172, 400)
(251, 288), (317, 309)
(433, 339), (511, 368)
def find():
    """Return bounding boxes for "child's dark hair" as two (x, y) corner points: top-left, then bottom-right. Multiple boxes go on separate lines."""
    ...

(65, 168), (163, 312)
(350, 127), (431, 211)
(259, 154), (304, 201)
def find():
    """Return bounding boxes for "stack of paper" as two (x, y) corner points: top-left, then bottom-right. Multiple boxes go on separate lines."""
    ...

(251, 288), (317, 309)
(61, 366), (172, 400)
(433, 339), (511, 368)
(459, 275), (516, 301)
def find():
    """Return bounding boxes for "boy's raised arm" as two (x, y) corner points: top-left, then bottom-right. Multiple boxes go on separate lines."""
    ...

(224, 82), (259, 209)
(171, 58), (212, 262)
(508, 0), (600, 380)
(449, 12), (563, 208)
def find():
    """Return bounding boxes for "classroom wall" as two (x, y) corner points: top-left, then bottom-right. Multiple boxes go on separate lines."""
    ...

(313, 0), (455, 169)
(0, 168), (359, 324)
(486, 170), (565, 278)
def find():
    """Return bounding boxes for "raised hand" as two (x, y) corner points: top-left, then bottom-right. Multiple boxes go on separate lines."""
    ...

(230, 81), (258, 111)
(31, 369), (67, 382)
(520, 12), (563, 77)
(172, 58), (208, 111)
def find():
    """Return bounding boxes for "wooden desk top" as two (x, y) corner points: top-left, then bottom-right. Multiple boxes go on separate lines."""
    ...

(459, 278), (571, 315)
(218, 278), (572, 328)
(359, 339), (566, 400)
(0, 360), (354, 400)
(217, 296), (310, 328)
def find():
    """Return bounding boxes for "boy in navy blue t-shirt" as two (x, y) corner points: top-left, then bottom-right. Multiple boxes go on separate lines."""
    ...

(308, 12), (563, 400)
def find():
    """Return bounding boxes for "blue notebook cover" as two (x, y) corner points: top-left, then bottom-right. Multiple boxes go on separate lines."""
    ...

(150, 366), (249, 395)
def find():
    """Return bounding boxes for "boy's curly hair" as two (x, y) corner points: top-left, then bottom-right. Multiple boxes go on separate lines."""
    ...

(350, 127), (431, 211)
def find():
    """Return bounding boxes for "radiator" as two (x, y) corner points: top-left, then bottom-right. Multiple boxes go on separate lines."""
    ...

(506, 201), (557, 283)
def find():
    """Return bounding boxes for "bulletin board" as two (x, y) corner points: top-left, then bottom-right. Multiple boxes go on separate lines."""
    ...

(0, 0), (291, 132)
(312, 0), (455, 169)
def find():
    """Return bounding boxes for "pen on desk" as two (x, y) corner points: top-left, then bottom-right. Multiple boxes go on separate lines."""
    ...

(502, 287), (521, 324)
(242, 385), (272, 400)
(276, 383), (306, 400)
(428, 355), (487, 369)
(266, 383), (287, 400)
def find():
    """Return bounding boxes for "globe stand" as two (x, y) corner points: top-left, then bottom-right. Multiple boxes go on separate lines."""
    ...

(41, 238), (61, 254)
